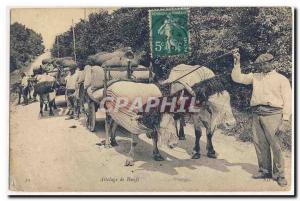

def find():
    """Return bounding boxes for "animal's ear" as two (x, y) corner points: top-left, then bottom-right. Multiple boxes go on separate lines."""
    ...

(196, 88), (207, 102)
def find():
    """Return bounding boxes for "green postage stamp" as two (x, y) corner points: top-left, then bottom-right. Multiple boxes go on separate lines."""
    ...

(149, 9), (189, 57)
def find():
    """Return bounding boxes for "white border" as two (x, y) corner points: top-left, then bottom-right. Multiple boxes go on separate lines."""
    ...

(1, 0), (298, 198)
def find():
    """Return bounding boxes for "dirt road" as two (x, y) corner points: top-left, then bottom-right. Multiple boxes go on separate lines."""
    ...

(9, 94), (292, 193)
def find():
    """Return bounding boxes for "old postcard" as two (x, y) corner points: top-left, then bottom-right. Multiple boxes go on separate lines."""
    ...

(9, 7), (295, 196)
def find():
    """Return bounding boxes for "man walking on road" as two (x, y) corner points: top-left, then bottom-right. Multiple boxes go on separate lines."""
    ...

(231, 49), (292, 187)
(65, 65), (80, 120)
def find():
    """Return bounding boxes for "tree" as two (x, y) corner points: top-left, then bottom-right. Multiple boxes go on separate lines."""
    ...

(50, 7), (293, 109)
(10, 22), (45, 72)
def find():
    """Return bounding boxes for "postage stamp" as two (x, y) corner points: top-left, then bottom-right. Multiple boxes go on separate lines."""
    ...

(149, 9), (189, 57)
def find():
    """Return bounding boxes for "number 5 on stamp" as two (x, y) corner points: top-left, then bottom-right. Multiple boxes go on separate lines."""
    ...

(149, 9), (190, 58)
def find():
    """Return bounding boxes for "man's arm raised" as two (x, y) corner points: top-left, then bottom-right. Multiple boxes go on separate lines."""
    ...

(231, 49), (253, 85)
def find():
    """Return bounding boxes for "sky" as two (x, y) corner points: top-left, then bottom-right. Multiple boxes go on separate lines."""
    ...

(10, 8), (117, 49)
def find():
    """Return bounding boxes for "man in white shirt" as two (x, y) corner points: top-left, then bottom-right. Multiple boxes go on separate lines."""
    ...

(65, 65), (80, 120)
(231, 49), (291, 187)
(74, 67), (84, 117)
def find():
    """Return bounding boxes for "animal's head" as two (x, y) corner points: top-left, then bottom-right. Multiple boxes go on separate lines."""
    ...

(192, 76), (226, 103)
(156, 113), (178, 148)
(207, 91), (236, 130)
(138, 107), (178, 148)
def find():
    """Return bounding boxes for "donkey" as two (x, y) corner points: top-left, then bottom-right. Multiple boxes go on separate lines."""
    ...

(38, 90), (57, 117)
(103, 73), (235, 166)
(34, 80), (58, 117)
(103, 81), (177, 166)
(164, 64), (236, 159)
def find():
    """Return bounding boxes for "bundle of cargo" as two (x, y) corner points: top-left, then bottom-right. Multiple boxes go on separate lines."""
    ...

(32, 65), (43, 75)
(34, 74), (57, 94)
(131, 65), (153, 82)
(41, 63), (55, 73)
(34, 81), (56, 95)
(54, 57), (75, 68)
(42, 58), (55, 65)
(47, 70), (59, 78)
(102, 55), (140, 68)
(87, 50), (124, 66)
(83, 65), (92, 90)
(109, 71), (128, 80)
(83, 65), (105, 91)
(60, 59), (76, 68)
(87, 87), (104, 103)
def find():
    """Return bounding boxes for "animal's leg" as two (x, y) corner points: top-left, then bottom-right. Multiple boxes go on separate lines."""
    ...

(152, 130), (164, 161)
(104, 114), (112, 148)
(53, 99), (57, 110)
(32, 90), (37, 102)
(110, 121), (118, 146)
(39, 99), (43, 117)
(192, 128), (202, 159)
(125, 134), (138, 166)
(17, 92), (21, 104)
(28, 88), (32, 100)
(44, 104), (48, 111)
(22, 87), (28, 105)
(206, 130), (217, 158)
(49, 101), (54, 116)
(178, 115), (186, 140)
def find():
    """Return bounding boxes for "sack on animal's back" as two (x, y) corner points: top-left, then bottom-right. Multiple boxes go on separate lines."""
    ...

(89, 51), (124, 66)
(48, 71), (58, 78)
(102, 56), (139, 68)
(36, 74), (56, 83)
(34, 81), (55, 95)
(83, 65), (92, 90)
(77, 69), (85, 84)
(132, 65), (152, 81)
(168, 64), (215, 95)
(91, 66), (105, 90)
(87, 86), (104, 103)
(41, 63), (55, 73)
(42, 58), (55, 65)
(55, 57), (76, 68)
(109, 71), (128, 80)
(61, 59), (76, 68)
(107, 81), (162, 109)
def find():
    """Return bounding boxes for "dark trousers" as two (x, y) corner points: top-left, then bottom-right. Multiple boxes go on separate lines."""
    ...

(21, 86), (29, 104)
(66, 89), (78, 117)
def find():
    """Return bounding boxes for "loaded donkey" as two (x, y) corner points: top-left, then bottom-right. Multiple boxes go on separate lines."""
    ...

(102, 64), (235, 165)
(163, 64), (236, 159)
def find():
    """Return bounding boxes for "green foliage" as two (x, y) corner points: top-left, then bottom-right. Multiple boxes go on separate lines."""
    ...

(50, 7), (292, 146)
(51, 7), (292, 109)
(10, 22), (45, 72)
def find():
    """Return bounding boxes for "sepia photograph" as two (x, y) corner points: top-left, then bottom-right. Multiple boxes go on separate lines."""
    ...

(8, 7), (294, 195)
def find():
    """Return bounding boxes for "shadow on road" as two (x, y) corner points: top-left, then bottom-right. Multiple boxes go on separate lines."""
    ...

(91, 121), (257, 176)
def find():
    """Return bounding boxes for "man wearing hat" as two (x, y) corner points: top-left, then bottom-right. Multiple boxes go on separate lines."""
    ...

(231, 49), (292, 187)
(65, 64), (80, 120)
